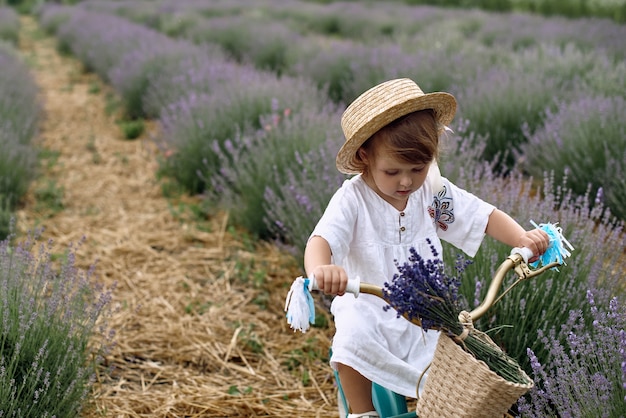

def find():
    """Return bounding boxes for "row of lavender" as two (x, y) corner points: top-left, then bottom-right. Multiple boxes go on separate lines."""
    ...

(79, 0), (626, 224)
(431, 0), (626, 22)
(0, 8), (115, 418)
(37, 4), (344, 237)
(0, 8), (40, 239)
(37, 4), (626, 416)
(0, 6), (19, 44)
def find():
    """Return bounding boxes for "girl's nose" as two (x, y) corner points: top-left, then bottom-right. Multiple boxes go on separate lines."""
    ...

(400, 175), (412, 187)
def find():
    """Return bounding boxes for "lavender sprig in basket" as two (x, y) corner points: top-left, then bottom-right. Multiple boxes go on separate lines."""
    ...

(382, 241), (531, 385)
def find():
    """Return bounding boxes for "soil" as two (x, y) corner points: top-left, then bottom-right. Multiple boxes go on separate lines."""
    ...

(15, 16), (337, 418)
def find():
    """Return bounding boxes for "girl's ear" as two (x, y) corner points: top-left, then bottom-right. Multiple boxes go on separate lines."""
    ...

(357, 148), (369, 165)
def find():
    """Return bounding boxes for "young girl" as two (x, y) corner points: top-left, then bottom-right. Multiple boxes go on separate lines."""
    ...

(304, 78), (549, 418)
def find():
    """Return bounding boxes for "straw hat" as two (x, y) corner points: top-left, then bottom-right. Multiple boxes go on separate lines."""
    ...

(337, 78), (457, 174)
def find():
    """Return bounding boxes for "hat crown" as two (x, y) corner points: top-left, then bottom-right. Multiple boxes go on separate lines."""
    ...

(336, 78), (457, 174)
(341, 78), (426, 141)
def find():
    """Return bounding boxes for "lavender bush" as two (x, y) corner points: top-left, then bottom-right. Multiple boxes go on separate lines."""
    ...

(183, 15), (302, 76)
(279, 1), (401, 39)
(0, 43), (40, 239)
(522, 95), (626, 221)
(36, 4), (73, 34)
(442, 160), (624, 374)
(158, 73), (327, 194)
(263, 135), (347, 255)
(432, 129), (626, 414)
(288, 39), (418, 104)
(0, 7), (19, 45)
(44, 7), (202, 119)
(107, 38), (200, 119)
(203, 102), (343, 238)
(517, 292), (626, 417)
(0, 231), (115, 416)
(470, 10), (626, 58)
(141, 53), (237, 117)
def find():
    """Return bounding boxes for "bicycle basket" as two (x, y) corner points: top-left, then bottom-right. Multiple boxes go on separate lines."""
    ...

(415, 333), (533, 418)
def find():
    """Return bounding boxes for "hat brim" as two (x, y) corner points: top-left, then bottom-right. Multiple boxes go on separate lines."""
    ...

(336, 91), (456, 174)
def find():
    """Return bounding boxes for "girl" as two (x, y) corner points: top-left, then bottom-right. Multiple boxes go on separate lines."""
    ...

(304, 78), (549, 418)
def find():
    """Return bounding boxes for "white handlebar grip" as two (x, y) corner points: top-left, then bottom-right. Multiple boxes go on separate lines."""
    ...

(308, 276), (360, 298)
(345, 276), (361, 297)
(511, 247), (534, 264)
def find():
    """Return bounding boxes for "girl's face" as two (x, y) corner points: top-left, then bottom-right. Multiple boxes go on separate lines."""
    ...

(361, 146), (431, 211)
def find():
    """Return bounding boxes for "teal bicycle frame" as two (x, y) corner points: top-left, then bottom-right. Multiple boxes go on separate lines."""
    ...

(331, 248), (561, 418)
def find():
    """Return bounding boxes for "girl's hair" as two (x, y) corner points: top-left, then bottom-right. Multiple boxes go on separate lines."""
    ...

(354, 109), (439, 172)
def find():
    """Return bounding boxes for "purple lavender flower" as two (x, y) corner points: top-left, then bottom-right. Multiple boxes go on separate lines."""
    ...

(518, 292), (626, 417)
(382, 243), (468, 331)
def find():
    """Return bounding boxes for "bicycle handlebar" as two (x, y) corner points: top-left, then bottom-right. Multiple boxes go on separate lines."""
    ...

(308, 247), (562, 322)
(469, 248), (561, 320)
(288, 222), (571, 333)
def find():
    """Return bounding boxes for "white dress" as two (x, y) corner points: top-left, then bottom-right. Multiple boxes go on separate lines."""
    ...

(310, 174), (495, 397)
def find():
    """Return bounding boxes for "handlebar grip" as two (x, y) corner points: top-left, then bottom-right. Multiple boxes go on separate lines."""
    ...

(308, 276), (361, 298)
(510, 247), (534, 264)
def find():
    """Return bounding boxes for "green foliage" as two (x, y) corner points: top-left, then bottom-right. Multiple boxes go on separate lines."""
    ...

(34, 179), (64, 216)
(118, 118), (145, 140)
(0, 198), (12, 240)
(512, 0), (626, 22)
(282, 336), (328, 371)
(400, 0), (626, 22)
(405, 0), (513, 10)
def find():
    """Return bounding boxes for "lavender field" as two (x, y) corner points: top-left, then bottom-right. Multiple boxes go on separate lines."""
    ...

(1, 1), (625, 416)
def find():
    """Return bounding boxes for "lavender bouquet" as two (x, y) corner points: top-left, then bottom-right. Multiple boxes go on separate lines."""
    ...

(382, 242), (530, 385)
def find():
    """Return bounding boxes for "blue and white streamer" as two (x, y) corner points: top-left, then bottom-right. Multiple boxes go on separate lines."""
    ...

(530, 220), (574, 270)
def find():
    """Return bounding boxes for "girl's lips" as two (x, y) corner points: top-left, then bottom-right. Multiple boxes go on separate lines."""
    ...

(397, 190), (411, 196)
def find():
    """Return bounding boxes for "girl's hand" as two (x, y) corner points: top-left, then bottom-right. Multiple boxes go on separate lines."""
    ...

(518, 228), (550, 262)
(310, 264), (349, 296)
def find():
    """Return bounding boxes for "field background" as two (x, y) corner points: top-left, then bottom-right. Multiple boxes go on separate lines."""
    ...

(2, 1), (625, 417)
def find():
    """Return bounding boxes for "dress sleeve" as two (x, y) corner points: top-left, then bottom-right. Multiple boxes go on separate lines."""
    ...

(429, 178), (496, 257)
(309, 180), (358, 264)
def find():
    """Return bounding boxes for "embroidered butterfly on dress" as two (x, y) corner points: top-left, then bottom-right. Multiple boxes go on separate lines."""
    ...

(428, 185), (454, 231)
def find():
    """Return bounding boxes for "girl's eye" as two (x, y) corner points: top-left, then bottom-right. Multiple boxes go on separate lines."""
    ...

(412, 167), (425, 173)
(384, 171), (398, 176)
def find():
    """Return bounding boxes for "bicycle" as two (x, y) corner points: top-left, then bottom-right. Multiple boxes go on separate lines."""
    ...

(285, 223), (573, 418)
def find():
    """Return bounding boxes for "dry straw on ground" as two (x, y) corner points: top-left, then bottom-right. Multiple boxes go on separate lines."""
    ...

(15, 17), (338, 417)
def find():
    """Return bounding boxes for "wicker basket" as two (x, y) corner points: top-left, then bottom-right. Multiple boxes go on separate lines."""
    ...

(415, 333), (533, 418)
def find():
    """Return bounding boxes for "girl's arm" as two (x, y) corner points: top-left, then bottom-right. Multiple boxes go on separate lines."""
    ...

(486, 209), (549, 260)
(304, 236), (348, 295)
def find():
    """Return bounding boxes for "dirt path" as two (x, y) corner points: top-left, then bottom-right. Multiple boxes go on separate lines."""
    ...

(15, 16), (335, 418)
